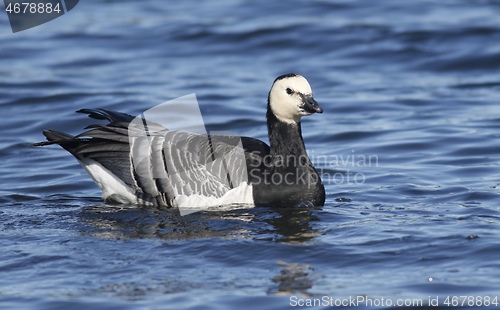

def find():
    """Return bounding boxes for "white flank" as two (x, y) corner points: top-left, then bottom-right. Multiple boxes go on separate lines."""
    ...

(77, 158), (138, 204)
(176, 182), (254, 216)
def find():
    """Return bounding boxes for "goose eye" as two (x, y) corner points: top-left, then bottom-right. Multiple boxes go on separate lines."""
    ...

(286, 88), (293, 95)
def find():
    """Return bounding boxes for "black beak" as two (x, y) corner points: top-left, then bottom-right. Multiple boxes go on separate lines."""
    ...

(302, 95), (323, 114)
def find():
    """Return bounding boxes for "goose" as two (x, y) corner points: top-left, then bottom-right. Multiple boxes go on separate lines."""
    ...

(33, 73), (325, 212)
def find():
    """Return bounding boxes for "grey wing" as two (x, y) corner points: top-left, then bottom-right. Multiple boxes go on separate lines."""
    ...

(129, 129), (249, 208)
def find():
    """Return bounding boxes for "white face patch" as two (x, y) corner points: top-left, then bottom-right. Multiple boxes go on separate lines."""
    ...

(269, 75), (314, 124)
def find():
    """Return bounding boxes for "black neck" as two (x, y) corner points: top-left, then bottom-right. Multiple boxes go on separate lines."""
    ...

(266, 105), (308, 158)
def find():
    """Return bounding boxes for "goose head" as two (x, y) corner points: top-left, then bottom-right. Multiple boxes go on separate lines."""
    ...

(268, 73), (323, 124)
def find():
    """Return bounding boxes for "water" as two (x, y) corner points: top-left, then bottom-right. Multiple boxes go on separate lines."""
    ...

(2, 0), (500, 309)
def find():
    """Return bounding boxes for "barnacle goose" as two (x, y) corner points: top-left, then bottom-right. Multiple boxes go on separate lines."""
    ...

(33, 73), (325, 211)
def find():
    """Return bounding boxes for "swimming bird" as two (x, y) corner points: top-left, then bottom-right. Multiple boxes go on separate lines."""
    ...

(33, 73), (325, 210)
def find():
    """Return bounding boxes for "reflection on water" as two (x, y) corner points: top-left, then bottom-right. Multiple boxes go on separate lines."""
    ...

(79, 204), (324, 298)
(79, 204), (323, 244)
(271, 261), (316, 295)
(263, 208), (323, 244)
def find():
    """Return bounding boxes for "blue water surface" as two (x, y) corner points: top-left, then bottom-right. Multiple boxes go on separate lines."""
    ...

(1, 0), (500, 309)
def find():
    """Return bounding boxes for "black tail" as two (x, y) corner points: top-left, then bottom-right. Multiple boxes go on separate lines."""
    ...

(32, 109), (139, 191)
(31, 108), (135, 148)
(76, 108), (135, 123)
(31, 129), (80, 150)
